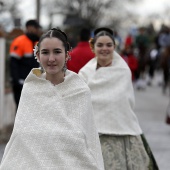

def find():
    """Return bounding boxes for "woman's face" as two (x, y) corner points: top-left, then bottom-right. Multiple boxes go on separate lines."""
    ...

(94, 35), (115, 62)
(37, 37), (67, 76)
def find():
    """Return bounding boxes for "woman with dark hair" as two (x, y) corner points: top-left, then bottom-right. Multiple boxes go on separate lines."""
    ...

(0, 28), (104, 170)
(79, 27), (158, 170)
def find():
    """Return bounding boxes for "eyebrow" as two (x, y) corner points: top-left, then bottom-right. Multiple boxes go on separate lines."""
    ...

(97, 42), (113, 45)
(41, 48), (62, 51)
(107, 42), (114, 45)
(53, 48), (62, 51)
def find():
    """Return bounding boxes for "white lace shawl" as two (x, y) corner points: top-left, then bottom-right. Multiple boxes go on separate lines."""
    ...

(79, 51), (142, 135)
(0, 69), (104, 170)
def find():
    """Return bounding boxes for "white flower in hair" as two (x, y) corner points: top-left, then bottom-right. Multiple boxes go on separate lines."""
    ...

(33, 43), (40, 62)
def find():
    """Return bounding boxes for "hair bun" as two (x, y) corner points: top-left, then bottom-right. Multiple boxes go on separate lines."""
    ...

(94, 27), (113, 36)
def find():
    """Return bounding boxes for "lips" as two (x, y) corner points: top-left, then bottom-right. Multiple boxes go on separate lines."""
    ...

(100, 51), (109, 54)
(100, 53), (109, 56)
(47, 64), (57, 66)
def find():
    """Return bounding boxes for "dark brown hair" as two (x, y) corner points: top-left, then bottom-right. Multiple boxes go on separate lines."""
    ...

(38, 28), (71, 52)
(89, 27), (115, 51)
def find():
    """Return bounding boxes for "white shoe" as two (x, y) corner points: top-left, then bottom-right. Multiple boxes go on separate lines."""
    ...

(135, 79), (147, 90)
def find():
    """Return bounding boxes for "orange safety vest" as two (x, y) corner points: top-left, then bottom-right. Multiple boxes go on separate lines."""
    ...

(9, 34), (39, 85)
(10, 34), (37, 58)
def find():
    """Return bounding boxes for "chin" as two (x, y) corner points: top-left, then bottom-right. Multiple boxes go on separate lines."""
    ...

(99, 56), (109, 60)
(46, 69), (58, 75)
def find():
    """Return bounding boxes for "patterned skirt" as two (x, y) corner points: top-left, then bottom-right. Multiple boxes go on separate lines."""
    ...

(99, 134), (159, 170)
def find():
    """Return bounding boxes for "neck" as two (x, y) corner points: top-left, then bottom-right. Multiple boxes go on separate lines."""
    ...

(46, 72), (65, 85)
(97, 58), (113, 67)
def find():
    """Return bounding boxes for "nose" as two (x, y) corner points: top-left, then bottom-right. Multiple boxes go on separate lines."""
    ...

(49, 53), (55, 62)
(102, 45), (108, 50)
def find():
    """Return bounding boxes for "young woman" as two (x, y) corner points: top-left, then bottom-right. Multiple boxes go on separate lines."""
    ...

(0, 28), (104, 170)
(79, 27), (158, 170)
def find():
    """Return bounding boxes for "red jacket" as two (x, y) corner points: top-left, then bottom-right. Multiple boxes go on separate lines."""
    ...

(67, 42), (95, 73)
(122, 55), (138, 81)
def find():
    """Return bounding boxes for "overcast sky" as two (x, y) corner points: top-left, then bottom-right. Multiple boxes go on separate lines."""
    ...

(18, 0), (170, 29)
(135, 0), (170, 15)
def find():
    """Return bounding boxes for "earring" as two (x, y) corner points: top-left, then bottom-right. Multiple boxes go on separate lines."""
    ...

(68, 54), (71, 61)
(62, 61), (67, 72)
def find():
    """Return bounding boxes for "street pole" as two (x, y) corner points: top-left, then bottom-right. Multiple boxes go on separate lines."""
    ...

(36, 0), (40, 23)
(0, 38), (5, 130)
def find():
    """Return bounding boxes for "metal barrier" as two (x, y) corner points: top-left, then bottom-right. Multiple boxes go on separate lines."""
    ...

(0, 38), (15, 130)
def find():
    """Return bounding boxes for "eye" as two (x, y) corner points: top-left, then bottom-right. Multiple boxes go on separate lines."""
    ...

(97, 43), (103, 47)
(41, 50), (48, 54)
(107, 43), (113, 47)
(54, 50), (62, 54)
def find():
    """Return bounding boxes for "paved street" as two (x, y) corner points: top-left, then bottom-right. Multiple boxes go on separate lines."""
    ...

(134, 76), (170, 170)
(0, 73), (170, 169)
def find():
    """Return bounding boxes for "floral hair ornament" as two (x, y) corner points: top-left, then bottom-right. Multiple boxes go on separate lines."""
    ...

(89, 37), (94, 52)
(33, 42), (40, 63)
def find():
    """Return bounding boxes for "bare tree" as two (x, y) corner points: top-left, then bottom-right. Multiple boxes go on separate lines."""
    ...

(0, 0), (21, 30)
(42, 0), (139, 29)
(41, 0), (140, 47)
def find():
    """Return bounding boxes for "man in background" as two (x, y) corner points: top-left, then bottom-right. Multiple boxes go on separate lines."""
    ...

(9, 19), (42, 110)
(67, 28), (95, 73)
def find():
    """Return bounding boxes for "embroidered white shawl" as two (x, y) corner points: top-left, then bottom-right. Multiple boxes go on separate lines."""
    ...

(0, 69), (104, 170)
(78, 51), (142, 135)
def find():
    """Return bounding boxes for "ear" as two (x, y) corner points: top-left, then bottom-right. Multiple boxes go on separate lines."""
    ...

(65, 51), (70, 62)
(36, 52), (40, 63)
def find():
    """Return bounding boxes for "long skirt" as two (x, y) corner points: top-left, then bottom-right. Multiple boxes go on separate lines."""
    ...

(99, 134), (159, 170)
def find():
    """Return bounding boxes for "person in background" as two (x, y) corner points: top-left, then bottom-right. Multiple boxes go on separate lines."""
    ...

(146, 46), (159, 86)
(79, 27), (158, 170)
(9, 19), (41, 109)
(0, 28), (104, 170)
(160, 45), (170, 94)
(124, 32), (134, 48)
(121, 45), (138, 81)
(67, 28), (95, 73)
(134, 27), (150, 89)
(113, 30), (122, 53)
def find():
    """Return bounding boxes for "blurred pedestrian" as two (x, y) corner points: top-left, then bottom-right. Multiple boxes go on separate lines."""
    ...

(146, 46), (159, 86)
(79, 27), (158, 170)
(124, 32), (134, 48)
(121, 45), (138, 81)
(135, 27), (150, 89)
(67, 28), (95, 73)
(158, 25), (170, 52)
(160, 45), (170, 94)
(0, 28), (104, 170)
(9, 19), (41, 110)
(113, 30), (122, 52)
